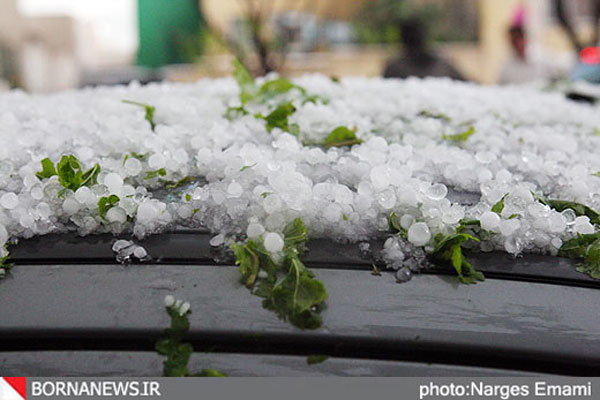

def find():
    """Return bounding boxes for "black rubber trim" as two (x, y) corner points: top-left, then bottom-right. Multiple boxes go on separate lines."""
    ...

(9, 232), (600, 289)
(0, 329), (596, 376)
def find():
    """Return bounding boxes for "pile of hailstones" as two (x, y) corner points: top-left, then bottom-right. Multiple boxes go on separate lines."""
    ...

(0, 74), (599, 279)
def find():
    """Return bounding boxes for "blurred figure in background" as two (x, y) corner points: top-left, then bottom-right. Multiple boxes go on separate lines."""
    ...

(499, 5), (556, 85)
(383, 17), (464, 80)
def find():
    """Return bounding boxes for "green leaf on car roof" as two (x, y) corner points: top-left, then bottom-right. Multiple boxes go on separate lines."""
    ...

(144, 168), (167, 180)
(442, 126), (475, 142)
(306, 355), (329, 365)
(156, 301), (227, 377)
(0, 246), (13, 280)
(193, 369), (228, 377)
(164, 176), (198, 190)
(535, 194), (600, 226)
(322, 126), (363, 148)
(388, 211), (407, 238)
(122, 100), (156, 131)
(432, 230), (484, 284)
(302, 94), (329, 105)
(37, 155), (100, 193)
(98, 194), (120, 220)
(418, 110), (451, 121)
(255, 101), (298, 134)
(225, 105), (249, 120)
(559, 232), (600, 280)
(546, 199), (600, 226)
(156, 304), (193, 377)
(240, 163), (256, 172)
(492, 193), (508, 215)
(232, 218), (328, 329)
(258, 77), (304, 101)
(229, 59), (325, 117)
(262, 253), (328, 330)
(35, 158), (57, 180)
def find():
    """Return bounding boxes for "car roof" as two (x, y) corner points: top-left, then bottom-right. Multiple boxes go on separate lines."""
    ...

(1, 231), (600, 376)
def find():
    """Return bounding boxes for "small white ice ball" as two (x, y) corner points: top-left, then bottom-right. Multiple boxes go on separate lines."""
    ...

(264, 232), (284, 253)
(407, 222), (431, 246)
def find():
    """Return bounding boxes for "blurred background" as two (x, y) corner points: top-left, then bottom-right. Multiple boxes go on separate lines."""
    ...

(0, 0), (599, 93)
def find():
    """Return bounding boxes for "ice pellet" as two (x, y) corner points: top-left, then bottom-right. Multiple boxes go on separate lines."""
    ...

(0, 193), (18, 209)
(425, 183), (447, 201)
(264, 232), (284, 253)
(104, 173), (123, 192)
(480, 211), (501, 231)
(395, 267), (413, 283)
(407, 223), (431, 246)
(62, 198), (81, 215)
(227, 182), (243, 197)
(133, 246), (148, 259)
(74, 186), (92, 204)
(112, 239), (133, 252)
(209, 233), (226, 247)
(164, 295), (176, 307)
(247, 223), (265, 238)
(106, 207), (127, 223)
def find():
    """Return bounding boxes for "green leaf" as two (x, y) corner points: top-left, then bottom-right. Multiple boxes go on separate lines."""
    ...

(559, 232), (600, 259)
(232, 218), (328, 329)
(418, 110), (451, 121)
(35, 158), (57, 180)
(98, 195), (120, 220)
(41, 154), (100, 193)
(371, 264), (382, 276)
(442, 126), (475, 142)
(432, 231), (483, 284)
(230, 59), (322, 115)
(164, 176), (197, 189)
(388, 212), (407, 238)
(450, 244), (463, 274)
(306, 355), (329, 365)
(157, 300), (227, 377)
(232, 59), (257, 105)
(492, 193), (508, 215)
(544, 199), (600, 226)
(144, 168), (167, 180)
(261, 192), (273, 198)
(283, 217), (308, 254)
(456, 219), (481, 232)
(262, 255), (328, 330)
(232, 240), (262, 288)
(240, 163), (256, 172)
(156, 305), (192, 377)
(258, 78), (302, 100)
(322, 126), (363, 148)
(256, 102), (297, 134)
(224, 106), (249, 120)
(196, 369), (227, 377)
(81, 163), (101, 188)
(0, 246), (13, 279)
(56, 155), (82, 191)
(122, 100), (156, 131)
(302, 94), (329, 105)
(559, 232), (600, 280)
(185, 194), (191, 202)
(131, 151), (149, 161)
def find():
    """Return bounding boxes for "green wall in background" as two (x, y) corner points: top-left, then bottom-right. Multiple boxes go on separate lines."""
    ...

(137, 0), (204, 68)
